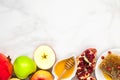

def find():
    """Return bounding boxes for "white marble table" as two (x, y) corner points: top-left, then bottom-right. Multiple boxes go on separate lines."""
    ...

(0, 0), (120, 79)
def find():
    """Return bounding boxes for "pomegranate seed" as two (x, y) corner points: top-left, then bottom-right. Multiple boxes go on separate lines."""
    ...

(108, 51), (111, 54)
(101, 56), (104, 59)
(85, 49), (90, 54)
(117, 65), (120, 70)
(107, 66), (111, 71)
(81, 54), (84, 56)
(86, 66), (93, 74)
(86, 72), (88, 75)
(79, 57), (84, 61)
(118, 74), (120, 78)
(85, 53), (95, 62)
(79, 71), (86, 77)
(77, 69), (83, 73)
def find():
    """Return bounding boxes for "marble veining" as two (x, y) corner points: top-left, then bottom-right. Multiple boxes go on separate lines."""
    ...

(0, 1), (120, 79)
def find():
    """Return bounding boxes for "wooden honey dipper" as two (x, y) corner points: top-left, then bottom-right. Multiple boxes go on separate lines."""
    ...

(57, 56), (75, 80)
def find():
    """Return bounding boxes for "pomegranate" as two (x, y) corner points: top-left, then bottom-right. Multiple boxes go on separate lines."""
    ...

(76, 48), (97, 80)
(0, 53), (13, 80)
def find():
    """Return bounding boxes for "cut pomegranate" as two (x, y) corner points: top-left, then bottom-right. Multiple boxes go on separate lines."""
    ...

(76, 48), (97, 80)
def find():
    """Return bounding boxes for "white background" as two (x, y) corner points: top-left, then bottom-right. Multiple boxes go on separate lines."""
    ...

(0, 0), (120, 78)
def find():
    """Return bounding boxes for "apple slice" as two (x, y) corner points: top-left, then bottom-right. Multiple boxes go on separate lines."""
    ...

(34, 45), (56, 69)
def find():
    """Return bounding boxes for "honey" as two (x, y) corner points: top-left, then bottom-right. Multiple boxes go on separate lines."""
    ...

(54, 59), (75, 79)
(99, 52), (120, 80)
(103, 72), (112, 80)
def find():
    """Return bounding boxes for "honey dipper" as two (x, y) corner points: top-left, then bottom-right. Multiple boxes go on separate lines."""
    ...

(57, 56), (75, 80)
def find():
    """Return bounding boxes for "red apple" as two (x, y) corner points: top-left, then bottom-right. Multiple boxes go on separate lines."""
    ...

(31, 70), (53, 80)
(0, 53), (13, 80)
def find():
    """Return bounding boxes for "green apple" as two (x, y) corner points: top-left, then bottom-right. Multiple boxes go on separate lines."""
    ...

(13, 56), (36, 79)
(33, 45), (56, 69)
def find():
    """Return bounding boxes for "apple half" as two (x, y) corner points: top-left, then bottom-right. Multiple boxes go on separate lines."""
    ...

(34, 45), (56, 69)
